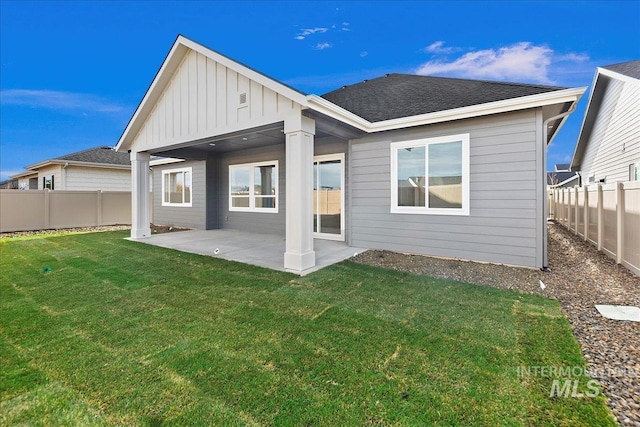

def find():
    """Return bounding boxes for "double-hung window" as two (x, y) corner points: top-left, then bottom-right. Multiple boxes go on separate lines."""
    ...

(162, 167), (192, 207)
(229, 160), (278, 212)
(390, 133), (469, 215)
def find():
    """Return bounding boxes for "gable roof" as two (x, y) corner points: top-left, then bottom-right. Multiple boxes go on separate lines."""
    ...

(116, 35), (307, 152)
(117, 35), (586, 152)
(602, 59), (640, 80)
(571, 59), (640, 170)
(12, 146), (130, 178)
(320, 73), (566, 122)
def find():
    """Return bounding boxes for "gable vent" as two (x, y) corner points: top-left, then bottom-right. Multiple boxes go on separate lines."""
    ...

(239, 92), (247, 105)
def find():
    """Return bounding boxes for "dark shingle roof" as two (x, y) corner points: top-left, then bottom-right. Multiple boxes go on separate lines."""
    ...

(56, 146), (130, 166)
(321, 73), (566, 122)
(547, 171), (579, 186)
(603, 59), (640, 80)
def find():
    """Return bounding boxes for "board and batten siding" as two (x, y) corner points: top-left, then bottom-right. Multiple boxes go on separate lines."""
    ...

(349, 109), (543, 268)
(131, 49), (298, 153)
(580, 78), (640, 183)
(65, 167), (131, 191)
(153, 160), (207, 229)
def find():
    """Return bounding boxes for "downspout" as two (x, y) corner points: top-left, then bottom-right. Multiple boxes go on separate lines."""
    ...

(62, 162), (69, 190)
(541, 103), (577, 270)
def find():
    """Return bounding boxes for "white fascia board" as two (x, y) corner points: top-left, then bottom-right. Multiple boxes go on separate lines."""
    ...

(307, 87), (586, 134)
(570, 71), (606, 171)
(26, 160), (130, 170)
(598, 67), (640, 85)
(10, 170), (38, 179)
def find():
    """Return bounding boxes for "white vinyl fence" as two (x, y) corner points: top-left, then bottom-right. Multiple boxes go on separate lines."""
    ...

(0, 189), (144, 233)
(549, 182), (640, 276)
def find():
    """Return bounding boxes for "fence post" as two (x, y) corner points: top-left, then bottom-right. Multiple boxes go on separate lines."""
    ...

(616, 182), (624, 264)
(597, 184), (603, 251)
(574, 186), (579, 235)
(583, 185), (589, 241)
(97, 190), (103, 226)
(43, 189), (50, 229)
(560, 188), (567, 226)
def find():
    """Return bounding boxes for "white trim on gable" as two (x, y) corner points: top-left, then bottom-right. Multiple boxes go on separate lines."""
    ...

(307, 87), (585, 134)
(116, 35), (308, 153)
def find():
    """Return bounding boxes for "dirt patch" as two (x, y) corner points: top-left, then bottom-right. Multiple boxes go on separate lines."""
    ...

(0, 224), (190, 240)
(352, 222), (640, 426)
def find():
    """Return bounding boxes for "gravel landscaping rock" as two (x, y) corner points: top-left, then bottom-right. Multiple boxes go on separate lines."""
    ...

(352, 221), (640, 426)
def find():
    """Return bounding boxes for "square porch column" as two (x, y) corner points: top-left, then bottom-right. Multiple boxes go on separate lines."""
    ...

(130, 151), (151, 239)
(284, 114), (316, 273)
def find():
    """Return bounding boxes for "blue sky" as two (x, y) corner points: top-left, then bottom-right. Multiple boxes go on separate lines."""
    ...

(1, 1), (639, 180)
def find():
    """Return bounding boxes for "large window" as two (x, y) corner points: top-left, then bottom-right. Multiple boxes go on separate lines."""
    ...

(162, 167), (192, 207)
(390, 134), (469, 215)
(229, 161), (278, 212)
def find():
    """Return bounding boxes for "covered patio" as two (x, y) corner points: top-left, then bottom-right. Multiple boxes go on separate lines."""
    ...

(136, 229), (366, 275)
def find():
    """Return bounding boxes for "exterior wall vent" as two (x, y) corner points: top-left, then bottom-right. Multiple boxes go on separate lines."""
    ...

(239, 92), (247, 105)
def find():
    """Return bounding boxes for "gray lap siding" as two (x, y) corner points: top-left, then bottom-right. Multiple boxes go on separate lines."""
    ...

(153, 160), (207, 229)
(348, 109), (542, 268)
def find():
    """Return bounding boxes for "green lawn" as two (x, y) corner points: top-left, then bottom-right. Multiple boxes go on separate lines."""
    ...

(0, 231), (616, 426)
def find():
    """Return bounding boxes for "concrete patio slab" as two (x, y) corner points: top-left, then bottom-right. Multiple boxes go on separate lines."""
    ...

(595, 305), (640, 322)
(132, 229), (366, 275)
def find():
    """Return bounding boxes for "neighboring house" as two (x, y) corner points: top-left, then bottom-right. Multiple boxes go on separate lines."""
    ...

(547, 163), (580, 188)
(11, 146), (132, 191)
(0, 178), (19, 189)
(571, 59), (640, 184)
(117, 35), (585, 273)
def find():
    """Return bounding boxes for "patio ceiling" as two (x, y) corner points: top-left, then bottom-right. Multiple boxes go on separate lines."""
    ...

(150, 113), (363, 161)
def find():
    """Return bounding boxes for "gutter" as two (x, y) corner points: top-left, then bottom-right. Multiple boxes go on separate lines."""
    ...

(307, 87), (586, 134)
(541, 102), (579, 270)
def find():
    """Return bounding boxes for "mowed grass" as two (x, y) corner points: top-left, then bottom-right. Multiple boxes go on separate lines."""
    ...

(0, 231), (616, 426)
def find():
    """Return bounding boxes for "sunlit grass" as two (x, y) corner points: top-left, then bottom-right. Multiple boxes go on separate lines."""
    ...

(0, 231), (616, 425)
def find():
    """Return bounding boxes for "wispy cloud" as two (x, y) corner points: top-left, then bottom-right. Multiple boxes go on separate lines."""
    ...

(415, 42), (589, 85)
(294, 27), (328, 40)
(360, 51), (369, 58)
(0, 89), (125, 114)
(0, 169), (26, 181)
(423, 41), (459, 54)
(315, 42), (332, 50)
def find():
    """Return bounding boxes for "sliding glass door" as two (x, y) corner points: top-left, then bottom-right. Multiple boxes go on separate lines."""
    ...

(313, 154), (345, 241)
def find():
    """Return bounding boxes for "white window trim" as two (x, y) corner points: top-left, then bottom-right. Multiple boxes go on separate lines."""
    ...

(313, 153), (345, 241)
(390, 133), (470, 216)
(229, 160), (279, 213)
(161, 167), (193, 207)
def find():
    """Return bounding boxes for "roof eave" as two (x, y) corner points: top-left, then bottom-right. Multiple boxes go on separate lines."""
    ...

(10, 170), (39, 179)
(570, 68), (607, 171)
(571, 66), (640, 171)
(307, 87), (586, 133)
(23, 159), (130, 171)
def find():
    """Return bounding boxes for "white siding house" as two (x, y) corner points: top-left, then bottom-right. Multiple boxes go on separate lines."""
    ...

(117, 35), (585, 273)
(11, 146), (131, 191)
(571, 60), (640, 183)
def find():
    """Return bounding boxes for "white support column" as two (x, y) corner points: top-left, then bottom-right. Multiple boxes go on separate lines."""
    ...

(284, 114), (316, 273)
(130, 151), (151, 239)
